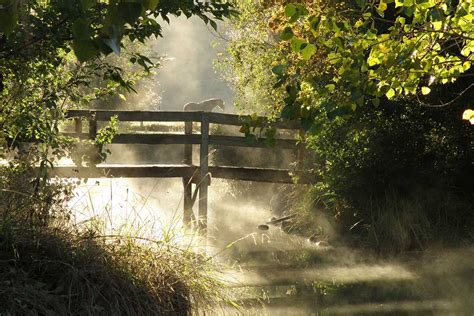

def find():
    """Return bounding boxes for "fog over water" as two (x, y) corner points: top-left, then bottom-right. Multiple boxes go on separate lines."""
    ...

(66, 16), (474, 315)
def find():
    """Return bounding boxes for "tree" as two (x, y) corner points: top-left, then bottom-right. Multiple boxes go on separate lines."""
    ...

(273, 0), (473, 128)
(0, 0), (236, 165)
(215, 1), (473, 251)
(215, 0), (287, 116)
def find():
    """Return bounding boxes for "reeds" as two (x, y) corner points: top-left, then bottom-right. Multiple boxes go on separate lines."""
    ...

(0, 164), (232, 315)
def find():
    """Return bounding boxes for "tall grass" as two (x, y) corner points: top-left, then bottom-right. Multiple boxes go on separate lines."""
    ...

(0, 162), (234, 315)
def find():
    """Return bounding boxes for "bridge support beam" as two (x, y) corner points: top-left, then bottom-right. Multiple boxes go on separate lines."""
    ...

(183, 121), (193, 228)
(198, 113), (209, 232)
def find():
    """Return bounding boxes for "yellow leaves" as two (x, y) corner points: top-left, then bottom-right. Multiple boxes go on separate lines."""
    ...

(385, 88), (396, 99)
(378, 43), (389, 54)
(421, 87), (431, 95)
(462, 109), (474, 125)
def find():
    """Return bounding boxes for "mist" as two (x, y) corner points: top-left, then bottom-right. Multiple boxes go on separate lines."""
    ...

(65, 15), (473, 316)
(152, 16), (234, 112)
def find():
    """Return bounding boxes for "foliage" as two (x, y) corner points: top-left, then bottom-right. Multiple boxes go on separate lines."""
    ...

(0, 0), (236, 170)
(215, 0), (286, 116)
(69, 116), (120, 166)
(304, 100), (473, 251)
(274, 0), (473, 127)
(216, 1), (473, 252)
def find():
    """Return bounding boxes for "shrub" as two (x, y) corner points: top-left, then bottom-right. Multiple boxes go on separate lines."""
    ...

(304, 100), (473, 252)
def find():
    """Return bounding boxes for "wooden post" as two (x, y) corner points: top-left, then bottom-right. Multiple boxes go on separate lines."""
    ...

(89, 111), (97, 139)
(296, 129), (305, 169)
(89, 111), (99, 163)
(71, 117), (84, 166)
(198, 112), (209, 232)
(74, 117), (83, 135)
(183, 120), (193, 227)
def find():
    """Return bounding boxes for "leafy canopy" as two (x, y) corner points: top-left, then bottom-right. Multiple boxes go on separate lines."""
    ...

(0, 0), (235, 167)
(275, 0), (473, 128)
(0, 0), (235, 62)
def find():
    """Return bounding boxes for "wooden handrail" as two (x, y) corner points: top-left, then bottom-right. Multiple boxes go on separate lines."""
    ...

(61, 133), (298, 148)
(65, 110), (301, 129)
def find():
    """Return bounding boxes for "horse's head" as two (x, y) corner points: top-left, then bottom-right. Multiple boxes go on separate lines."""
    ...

(204, 98), (225, 111)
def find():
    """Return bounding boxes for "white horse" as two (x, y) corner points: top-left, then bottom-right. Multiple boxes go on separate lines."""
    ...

(183, 98), (225, 112)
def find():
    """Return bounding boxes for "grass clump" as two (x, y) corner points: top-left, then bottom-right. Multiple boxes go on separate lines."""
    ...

(0, 162), (229, 315)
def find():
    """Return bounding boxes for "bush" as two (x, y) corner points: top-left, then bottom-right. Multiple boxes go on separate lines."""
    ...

(304, 100), (473, 252)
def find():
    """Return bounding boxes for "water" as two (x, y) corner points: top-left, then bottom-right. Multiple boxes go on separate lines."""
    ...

(207, 196), (474, 316)
(67, 177), (473, 315)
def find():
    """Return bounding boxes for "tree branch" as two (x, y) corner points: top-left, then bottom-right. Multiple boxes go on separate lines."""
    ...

(419, 83), (474, 108)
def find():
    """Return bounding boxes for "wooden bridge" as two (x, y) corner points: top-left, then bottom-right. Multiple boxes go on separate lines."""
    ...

(51, 110), (309, 231)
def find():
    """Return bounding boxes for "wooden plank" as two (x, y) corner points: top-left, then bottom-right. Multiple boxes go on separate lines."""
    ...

(207, 112), (301, 130)
(209, 135), (297, 149)
(198, 113), (210, 231)
(61, 133), (295, 148)
(49, 164), (198, 179)
(58, 133), (297, 148)
(66, 110), (301, 130)
(66, 110), (201, 122)
(297, 129), (306, 168)
(74, 118), (82, 134)
(111, 134), (201, 145)
(183, 121), (194, 227)
(88, 112), (97, 139)
(46, 165), (314, 184)
(88, 112), (100, 163)
(62, 132), (89, 140)
(183, 122), (194, 164)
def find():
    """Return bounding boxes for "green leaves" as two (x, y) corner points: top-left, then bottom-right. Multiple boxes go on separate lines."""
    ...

(71, 18), (100, 62)
(290, 37), (306, 52)
(301, 43), (316, 60)
(72, 18), (94, 40)
(280, 26), (294, 40)
(80, 0), (97, 10)
(272, 64), (285, 75)
(70, 0), (151, 62)
(72, 39), (98, 63)
(309, 16), (321, 32)
(118, 2), (142, 24)
(273, 1), (473, 130)
(284, 4), (308, 22)
(142, 0), (160, 11)
(1, 0), (236, 170)
(95, 116), (119, 145)
(0, 0), (19, 35)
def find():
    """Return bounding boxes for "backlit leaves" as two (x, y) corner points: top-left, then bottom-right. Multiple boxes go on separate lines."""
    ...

(272, 1), (474, 125)
(462, 109), (474, 124)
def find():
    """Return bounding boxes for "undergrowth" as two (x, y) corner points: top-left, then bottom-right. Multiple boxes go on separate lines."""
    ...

(0, 161), (232, 315)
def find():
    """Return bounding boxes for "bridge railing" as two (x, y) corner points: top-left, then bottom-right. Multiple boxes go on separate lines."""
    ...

(58, 110), (308, 231)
